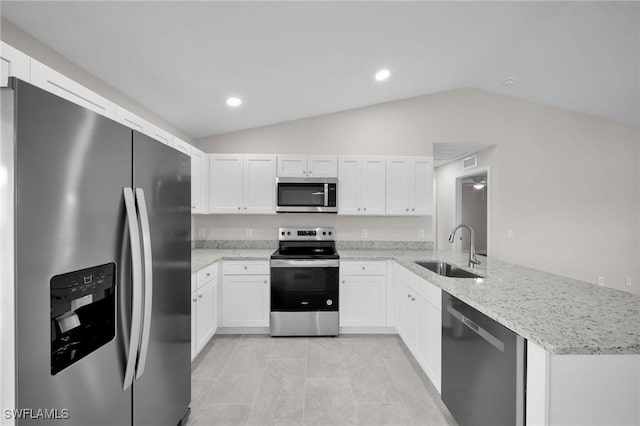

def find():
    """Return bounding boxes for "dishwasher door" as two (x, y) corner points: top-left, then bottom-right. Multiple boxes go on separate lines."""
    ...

(442, 292), (526, 426)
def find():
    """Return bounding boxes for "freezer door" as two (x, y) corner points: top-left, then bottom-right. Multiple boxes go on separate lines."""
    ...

(14, 80), (133, 425)
(132, 131), (191, 425)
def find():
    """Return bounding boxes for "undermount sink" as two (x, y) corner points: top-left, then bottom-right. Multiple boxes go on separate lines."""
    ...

(415, 261), (484, 279)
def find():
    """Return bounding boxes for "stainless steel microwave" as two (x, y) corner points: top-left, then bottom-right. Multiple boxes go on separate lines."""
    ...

(276, 177), (338, 213)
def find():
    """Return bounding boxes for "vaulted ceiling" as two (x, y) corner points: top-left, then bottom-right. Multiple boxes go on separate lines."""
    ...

(2, 1), (638, 138)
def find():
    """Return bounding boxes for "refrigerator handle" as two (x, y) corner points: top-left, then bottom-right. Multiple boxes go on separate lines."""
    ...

(123, 187), (143, 390)
(135, 188), (153, 379)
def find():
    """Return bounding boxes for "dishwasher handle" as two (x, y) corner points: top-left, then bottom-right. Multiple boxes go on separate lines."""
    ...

(447, 304), (505, 352)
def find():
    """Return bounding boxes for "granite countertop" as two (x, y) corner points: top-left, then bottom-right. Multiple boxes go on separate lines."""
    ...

(191, 248), (640, 355)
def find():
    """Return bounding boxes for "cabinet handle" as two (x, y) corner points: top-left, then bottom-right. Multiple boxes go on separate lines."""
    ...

(264, 280), (267, 284)
(244, 266), (248, 270)
(192, 206), (196, 209)
(206, 273), (210, 277)
(357, 208), (361, 211)
(406, 208), (409, 211)
(364, 207), (367, 211)
(237, 207), (241, 210)
(198, 294), (203, 299)
(342, 280), (345, 284)
(309, 171), (312, 174)
(412, 208), (415, 211)
(362, 266), (366, 270)
(407, 294), (411, 298)
(411, 297), (416, 301)
(244, 207), (247, 210)
(192, 298), (197, 302)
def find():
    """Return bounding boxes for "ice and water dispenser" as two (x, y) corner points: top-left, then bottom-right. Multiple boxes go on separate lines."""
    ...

(50, 263), (116, 375)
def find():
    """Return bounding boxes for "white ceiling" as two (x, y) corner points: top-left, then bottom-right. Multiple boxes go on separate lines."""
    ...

(2, 2), (638, 138)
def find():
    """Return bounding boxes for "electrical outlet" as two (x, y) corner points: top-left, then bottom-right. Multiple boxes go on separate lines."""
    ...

(361, 229), (368, 239)
(198, 227), (205, 239)
(418, 229), (425, 239)
(506, 229), (515, 240)
(245, 228), (253, 239)
(597, 276), (605, 286)
(626, 277), (632, 287)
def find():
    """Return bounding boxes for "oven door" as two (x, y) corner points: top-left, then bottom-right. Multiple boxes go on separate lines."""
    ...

(270, 259), (339, 311)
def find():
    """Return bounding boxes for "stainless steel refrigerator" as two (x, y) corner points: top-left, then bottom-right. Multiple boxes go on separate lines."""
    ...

(1, 78), (191, 425)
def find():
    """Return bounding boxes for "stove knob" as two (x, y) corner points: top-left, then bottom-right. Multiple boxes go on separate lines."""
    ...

(328, 231), (332, 236)
(322, 231), (326, 236)
(281, 231), (285, 236)
(287, 231), (291, 235)
(326, 299), (333, 306)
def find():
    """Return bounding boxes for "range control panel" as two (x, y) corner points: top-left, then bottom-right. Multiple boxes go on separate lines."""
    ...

(278, 227), (335, 241)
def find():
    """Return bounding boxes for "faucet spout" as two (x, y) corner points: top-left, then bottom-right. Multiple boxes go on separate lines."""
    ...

(448, 224), (481, 268)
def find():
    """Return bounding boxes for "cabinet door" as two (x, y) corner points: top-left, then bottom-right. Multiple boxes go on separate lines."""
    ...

(115, 107), (147, 133)
(277, 155), (307, 177)
(1, 42), (30, 86)
(395, 280), (416, 349)
(308, 155), (337, 177)
(209, 154), (243, 213)
(409, 157), (433, 215)
(30, 60), (115, 118)
(191, 290), (197, 361)
(190, 148), (208, 213)
(172, 137), (192, 157)
(361, 156), (386, 215)
(145, 124), (173, 146)
(415, 295), (442, 393)
(196, 280), (215, 354)
(339, 275), (386, 327)
(386, 157), (410, 215)
(338, 156), (361, 215)
(221, 275), (269, 327)
(243, 154), (276, 214)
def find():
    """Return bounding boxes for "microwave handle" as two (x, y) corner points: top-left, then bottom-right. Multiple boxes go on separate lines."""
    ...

(324, 183), (328, 207)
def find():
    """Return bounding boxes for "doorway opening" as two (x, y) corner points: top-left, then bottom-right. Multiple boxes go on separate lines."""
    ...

(455, 169), (489, 257)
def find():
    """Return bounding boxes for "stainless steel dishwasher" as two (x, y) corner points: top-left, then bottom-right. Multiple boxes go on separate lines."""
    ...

(442, 292), (526, 426)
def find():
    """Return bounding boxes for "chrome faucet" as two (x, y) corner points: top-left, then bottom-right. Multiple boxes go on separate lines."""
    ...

(448, 224), (481, 268)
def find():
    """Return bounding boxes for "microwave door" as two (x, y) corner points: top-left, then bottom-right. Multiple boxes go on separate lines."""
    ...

(278, 183), (325, 207)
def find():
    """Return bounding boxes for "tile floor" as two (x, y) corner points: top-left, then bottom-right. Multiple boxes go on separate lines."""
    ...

(188, 335), (457, 426)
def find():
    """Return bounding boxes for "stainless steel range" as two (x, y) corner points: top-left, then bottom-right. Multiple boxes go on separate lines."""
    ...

(270, 227), (339, 336)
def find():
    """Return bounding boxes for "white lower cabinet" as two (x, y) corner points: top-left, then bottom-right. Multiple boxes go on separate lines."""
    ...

(221, 261), (270, 327)
(191, 263), (218, 361)
(339, 261), (387, 327)
(395, 264), (442, 393)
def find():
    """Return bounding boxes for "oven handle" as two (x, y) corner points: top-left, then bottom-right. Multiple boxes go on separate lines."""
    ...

(271, 259), (339, 268)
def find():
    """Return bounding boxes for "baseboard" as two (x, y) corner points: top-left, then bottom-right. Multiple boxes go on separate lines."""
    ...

(216, 326), (270, 335)
(339, 326), (397, 334)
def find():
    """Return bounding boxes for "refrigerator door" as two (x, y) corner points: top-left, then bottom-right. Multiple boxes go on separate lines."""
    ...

(14, 80), (134, 425)
(132, 132), (191, 425)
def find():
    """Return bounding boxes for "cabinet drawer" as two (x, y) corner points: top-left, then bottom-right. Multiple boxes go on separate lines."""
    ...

(196, 262), (218, 288)
(341, 261), (386, 276)
(416, 278), (441, 311)
(223, 260), (270, 275)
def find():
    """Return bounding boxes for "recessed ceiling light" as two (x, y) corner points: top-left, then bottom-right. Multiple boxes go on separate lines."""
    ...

(375, 69), (391, 82)
(502, 77), (517, 87)
(226, 97), (242, 107)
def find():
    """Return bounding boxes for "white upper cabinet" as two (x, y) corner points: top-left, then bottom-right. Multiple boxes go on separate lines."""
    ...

(307, 155), (338, 177)
(277, 155), (307, 177)
(30, 59), (115, 119)
(190, 147), (208, 214)
(209, 154), (276, 214)
(1, 42), (30, 86)
(172, 137), (192, 157)
(338, 156), (385, 215)
(243, 155), (277, 214)
(144, 124), (173, 147)
(209, 154), (243, 213)
(386, 156), (433, 216)
(277, 155), (337, 177)
(114, 107), (147, 133)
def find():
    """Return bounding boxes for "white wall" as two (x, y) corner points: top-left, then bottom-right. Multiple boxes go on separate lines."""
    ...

(199, 88), (639, 294)
(0, 18), (193, 143)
